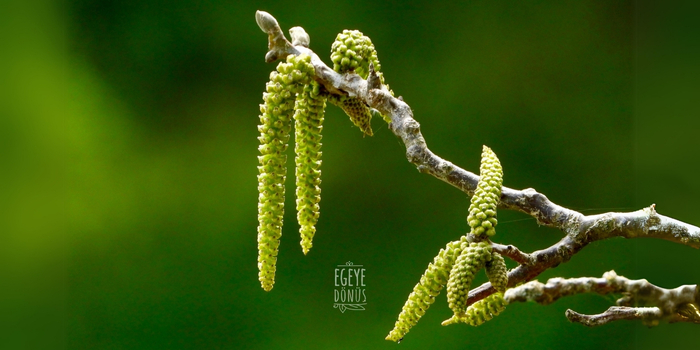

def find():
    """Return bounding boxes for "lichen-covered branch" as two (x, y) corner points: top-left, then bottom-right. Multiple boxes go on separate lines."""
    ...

(565, 307), (663, 327)
(491, 242), (534, 266)
(504, 270), (700, 326)
(467, 204), (700, 306)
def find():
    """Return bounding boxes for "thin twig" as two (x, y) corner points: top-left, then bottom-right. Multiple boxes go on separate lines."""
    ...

(491, 242), (534, 265)
(503, 270), (700, 326)
(565, 307), (663, 327)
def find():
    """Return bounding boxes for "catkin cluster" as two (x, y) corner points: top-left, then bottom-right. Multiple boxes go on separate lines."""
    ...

(257, 54), (325, 291)
(385, 239), (464, 342)
(386, 146), (509, 342)
(328, 30), (385, 136)
(256, 27), (394, 291)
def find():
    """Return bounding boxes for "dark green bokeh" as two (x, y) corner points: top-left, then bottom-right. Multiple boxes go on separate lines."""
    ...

(1, 0), (699, 349)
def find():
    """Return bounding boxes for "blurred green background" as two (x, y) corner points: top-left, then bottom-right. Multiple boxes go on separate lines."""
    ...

(1, 0), (699, 349)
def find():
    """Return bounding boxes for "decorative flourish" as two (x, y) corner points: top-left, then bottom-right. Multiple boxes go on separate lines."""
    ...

(334, 303), (367, 313)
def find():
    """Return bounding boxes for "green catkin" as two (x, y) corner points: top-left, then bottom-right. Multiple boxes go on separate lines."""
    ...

(446, 241), (493, 316)
(330, 30), (382, 80)
(485, 252), (508, 293)
(294, 80), (326, 254)
(467, 146), (503, 237)
(442, 292), (508, 326)
(257, 54), (314, 291)
(385, 239), (465, 342)
(329, 30), (387, 136)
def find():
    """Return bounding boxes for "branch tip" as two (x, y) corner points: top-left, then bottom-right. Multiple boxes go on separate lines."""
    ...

(256, 11), (279, 33)
(367, 64), (381, 90)
(566, 306), (662, 327)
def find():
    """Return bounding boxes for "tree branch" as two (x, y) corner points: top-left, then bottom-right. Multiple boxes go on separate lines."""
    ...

(256, 9), (700, 308)
(565, 307), (663, 327)
(503, 270), (700, 326)
(491, 242), (534, 265)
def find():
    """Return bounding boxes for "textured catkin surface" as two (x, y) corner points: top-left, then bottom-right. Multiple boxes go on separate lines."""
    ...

(446, 241), (492, 316)
(467, 146), (503, 237)
(294, 80), (326, 254)
(443, 292), (509, 326)
(486, 252), (508, 293)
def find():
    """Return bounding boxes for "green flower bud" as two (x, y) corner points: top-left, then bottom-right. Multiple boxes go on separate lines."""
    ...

(255, 10), (279, 34)
(386, 240), (463, 342)
(485, 252), (508, 293)
(441, 292), (508, 326)
(294, 80), (326, 254)
(330, 30), (382, 80)
(446, 241), (492, 316)
(467, 146), (503, 238)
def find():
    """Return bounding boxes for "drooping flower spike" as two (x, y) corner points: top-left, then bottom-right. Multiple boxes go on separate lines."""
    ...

(294, 80), (326, 254)
(257, 54), (319, 291)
